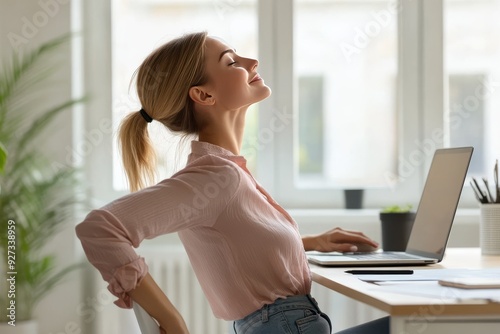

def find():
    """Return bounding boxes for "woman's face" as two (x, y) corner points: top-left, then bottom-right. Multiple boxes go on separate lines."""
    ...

(201, 37), (271, 110)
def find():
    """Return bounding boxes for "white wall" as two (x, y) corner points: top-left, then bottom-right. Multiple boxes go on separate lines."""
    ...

(0, 0), (84, 333)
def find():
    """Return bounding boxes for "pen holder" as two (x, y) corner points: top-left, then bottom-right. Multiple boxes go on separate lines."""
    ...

(480, 204), (500, 255)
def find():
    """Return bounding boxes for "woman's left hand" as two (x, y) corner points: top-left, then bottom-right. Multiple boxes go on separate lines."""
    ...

(302, 227), (379, 253)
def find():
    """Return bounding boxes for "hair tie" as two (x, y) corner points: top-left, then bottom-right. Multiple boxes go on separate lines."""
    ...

(139, 108), (153, 123)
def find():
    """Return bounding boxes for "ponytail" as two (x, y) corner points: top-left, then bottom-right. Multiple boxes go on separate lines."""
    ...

(118, 32), (208, 192)
(118, 111), (156, 192)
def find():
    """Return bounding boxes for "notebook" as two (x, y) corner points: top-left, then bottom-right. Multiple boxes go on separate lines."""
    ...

(307, 147), (474, 266)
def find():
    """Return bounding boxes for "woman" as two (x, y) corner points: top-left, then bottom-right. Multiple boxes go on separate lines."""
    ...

(76, 32), (379, 334)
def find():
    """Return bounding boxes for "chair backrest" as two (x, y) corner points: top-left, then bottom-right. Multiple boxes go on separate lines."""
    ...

(133, 302), (161, 334)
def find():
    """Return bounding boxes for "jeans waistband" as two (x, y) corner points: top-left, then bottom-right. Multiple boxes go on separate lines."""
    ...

(238, 294), (322, 323)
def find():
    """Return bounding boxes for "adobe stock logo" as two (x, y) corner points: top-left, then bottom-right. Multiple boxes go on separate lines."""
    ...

(383, 78), (500, 189)
(213, 0), (242, 20)
(339, 2), (401, 63)
(7, 0), (70, 51)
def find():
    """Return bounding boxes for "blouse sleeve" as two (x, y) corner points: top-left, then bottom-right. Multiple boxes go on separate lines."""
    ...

(75, 161), (240, 307)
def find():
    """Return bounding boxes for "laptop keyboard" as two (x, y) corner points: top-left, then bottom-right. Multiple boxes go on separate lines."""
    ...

(346, 252), (421, 260)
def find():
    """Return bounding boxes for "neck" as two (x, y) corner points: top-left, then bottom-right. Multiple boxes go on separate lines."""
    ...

(198, 108), (247, 155)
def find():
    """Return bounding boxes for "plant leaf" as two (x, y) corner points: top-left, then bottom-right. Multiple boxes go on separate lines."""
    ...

(0, 142), (6, 173)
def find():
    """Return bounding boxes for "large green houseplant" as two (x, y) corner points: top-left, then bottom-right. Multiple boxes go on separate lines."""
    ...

(0, 35), (84, 328)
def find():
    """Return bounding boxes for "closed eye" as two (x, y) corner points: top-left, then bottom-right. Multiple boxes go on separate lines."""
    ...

(228, 61), (237, 66)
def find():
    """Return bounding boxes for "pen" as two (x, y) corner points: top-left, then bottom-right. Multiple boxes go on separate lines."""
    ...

(345, 270), (414, 275)
(482, 177), (493, 203)
(472, 177), (488, 203)
(470, 180), (488, 204)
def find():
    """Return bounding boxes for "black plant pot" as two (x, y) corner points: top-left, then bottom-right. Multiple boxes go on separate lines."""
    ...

(344, 189), (364, 209)
(379, 212), (416, 251)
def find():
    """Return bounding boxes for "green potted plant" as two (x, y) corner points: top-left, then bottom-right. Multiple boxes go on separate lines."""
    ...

(0, 35), (84, 332)
(379, 204), (416, 251)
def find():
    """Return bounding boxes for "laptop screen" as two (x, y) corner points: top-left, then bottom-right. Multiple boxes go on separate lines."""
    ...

(406, 147), (473, 261)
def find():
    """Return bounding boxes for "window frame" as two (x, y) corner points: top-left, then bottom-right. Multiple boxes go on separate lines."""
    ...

(258, 0), (418, 208)
(82, 0), (120, 206)
(257, 0), (476, 209)
(83, 0), (477, 209)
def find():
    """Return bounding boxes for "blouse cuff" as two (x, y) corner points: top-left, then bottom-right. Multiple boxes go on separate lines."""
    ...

(107, 257), (148, 308)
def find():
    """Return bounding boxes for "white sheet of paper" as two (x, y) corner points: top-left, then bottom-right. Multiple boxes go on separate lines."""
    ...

(370, 281), (500, 302)
(356, 268), (500, 283)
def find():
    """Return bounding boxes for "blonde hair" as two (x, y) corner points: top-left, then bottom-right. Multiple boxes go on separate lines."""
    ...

(118, 32), (208, 192)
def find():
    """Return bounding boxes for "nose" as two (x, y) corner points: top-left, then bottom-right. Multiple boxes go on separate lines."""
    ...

(247, 57), (258, 71)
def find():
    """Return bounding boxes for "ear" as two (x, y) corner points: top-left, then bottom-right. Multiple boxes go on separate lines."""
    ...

(189, 86), (215, 106)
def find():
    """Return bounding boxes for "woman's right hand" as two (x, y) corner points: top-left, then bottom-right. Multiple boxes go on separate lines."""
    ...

(302, 227), (379, 253)
(158, 316), (190, 334)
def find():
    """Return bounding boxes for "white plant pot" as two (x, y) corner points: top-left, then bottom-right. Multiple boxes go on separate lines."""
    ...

(0, 320), (37, 334)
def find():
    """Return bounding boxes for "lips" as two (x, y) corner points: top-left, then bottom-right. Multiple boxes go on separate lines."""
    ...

(249, 74), (262, 83)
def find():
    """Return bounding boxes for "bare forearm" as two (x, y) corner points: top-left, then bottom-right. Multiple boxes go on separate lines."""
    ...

(302, 235), (317, 251)
(128, 273), (190, 334)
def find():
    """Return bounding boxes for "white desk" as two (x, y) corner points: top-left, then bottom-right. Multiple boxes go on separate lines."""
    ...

(310, 248), (500, 334)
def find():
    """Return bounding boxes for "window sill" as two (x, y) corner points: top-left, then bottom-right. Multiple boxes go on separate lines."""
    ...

(288, 207), (479, 223)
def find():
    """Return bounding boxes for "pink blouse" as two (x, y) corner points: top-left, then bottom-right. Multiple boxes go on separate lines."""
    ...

(75, 141), (311, 320)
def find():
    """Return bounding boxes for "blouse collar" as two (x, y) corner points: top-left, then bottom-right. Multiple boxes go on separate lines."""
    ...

(189, 141), (247, 166)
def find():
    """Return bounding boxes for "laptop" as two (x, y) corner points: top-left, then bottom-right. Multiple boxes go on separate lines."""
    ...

(307, 147), (474, 266)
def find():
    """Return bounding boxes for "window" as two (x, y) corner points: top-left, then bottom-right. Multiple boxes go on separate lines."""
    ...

(87, 0), (492, 208)
(445, 0), (500, 182)
(267, 0), (494, 208)
(266, 0), (416, 208)
(295, 0), (398, 188)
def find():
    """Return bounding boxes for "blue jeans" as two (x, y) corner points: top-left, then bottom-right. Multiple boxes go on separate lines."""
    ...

(233, 294), (332, 334)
